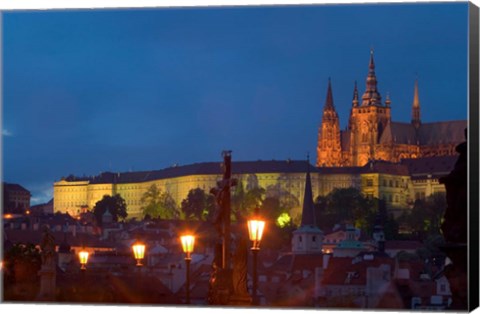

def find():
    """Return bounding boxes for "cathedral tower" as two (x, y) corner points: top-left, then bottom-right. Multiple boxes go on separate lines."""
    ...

(348, 50), (391, 166)
(316, 79), (342, 167)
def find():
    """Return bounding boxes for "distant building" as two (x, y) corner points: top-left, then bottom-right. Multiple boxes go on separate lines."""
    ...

(316, 50), (466, 167)
(2, 182), (31, 214)
(53, 155), (457, 220)
(30, 199), (54, 215)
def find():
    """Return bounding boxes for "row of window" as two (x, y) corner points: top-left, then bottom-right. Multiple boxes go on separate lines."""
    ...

(366, 178), (407, 188)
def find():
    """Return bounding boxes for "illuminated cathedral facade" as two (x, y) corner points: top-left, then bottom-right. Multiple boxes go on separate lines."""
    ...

(316, 50), (466, 167)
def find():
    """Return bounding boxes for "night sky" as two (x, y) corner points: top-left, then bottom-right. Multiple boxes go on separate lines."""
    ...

(2, 2), (469, 204)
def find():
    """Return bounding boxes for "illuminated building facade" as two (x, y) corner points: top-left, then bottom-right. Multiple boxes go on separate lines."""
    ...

(316, 51), (467, 167)
(53, 156), (456, 220)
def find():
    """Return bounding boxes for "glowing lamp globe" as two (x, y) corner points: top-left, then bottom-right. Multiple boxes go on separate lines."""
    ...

(180, 235), (195, 260)
(132, 243), (146, 266)
(247, 218), (265, 249)
(78, 250), (89, 270)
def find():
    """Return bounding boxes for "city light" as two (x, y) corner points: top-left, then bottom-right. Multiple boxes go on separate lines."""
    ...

(180, 235), (195, 260)
(248, 218), (265, 250)
(132, 242), (146, 267)
(78, 250), (89, 271)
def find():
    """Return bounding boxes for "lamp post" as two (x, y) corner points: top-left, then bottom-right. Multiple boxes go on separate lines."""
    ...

(132, 242), (146, 267)
(180, 234), (195, 304)
(247, 209), (265, 305)
(78, 249), (89, 271)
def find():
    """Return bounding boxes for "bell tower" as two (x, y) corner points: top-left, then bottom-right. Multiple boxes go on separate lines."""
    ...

(316, 79), (342, 167)
(348, 50), (391, 166)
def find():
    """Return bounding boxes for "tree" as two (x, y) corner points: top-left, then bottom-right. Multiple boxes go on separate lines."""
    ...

(140, 184), (178, 219)
(92, 194), (128, 226)
(180, 188), (216, 220)
(231, 181), (265, 221)
(399, 192), (446, 239)
(260, 196), (284, 223)
(317, 188), (375, 229)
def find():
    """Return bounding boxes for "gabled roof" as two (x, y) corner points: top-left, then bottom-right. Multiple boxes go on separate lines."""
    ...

(266, 252), (323, 273)
(380, 122), (417, 145)
(401, 155), (457, 178)
(380, 120), (466, 146)
(360, 160), (410, 176)
(3, 182), (31, 194)
(417, 120), (466, 145)
(322, 254), (394, 286)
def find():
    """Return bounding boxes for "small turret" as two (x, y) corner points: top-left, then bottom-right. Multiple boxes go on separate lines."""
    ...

(385, 92), (391, 107)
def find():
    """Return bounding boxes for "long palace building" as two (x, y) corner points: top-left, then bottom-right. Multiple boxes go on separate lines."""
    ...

(53, 51), (466, 220)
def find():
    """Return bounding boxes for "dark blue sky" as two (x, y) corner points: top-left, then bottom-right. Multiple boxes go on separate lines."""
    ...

(2, 3), (469, 204)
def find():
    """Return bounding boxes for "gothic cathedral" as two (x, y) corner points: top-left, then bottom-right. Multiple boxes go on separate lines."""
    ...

(316, 50), (466, 167)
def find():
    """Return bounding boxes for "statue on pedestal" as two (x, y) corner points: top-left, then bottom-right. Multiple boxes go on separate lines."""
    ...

(439, 128), (468, 310)
(37, 226), (56, 301)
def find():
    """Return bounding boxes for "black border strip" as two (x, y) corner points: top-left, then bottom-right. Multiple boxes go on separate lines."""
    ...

(468, 2), (479, 312)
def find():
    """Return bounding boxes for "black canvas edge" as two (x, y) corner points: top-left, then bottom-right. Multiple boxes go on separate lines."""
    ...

(468, 2), (480, 312)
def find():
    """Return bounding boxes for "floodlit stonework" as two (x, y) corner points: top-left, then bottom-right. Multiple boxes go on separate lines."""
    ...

(316, 50), (466, 168)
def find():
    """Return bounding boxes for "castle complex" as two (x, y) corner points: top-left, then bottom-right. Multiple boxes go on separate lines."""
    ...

(53, 51), (467, 220)
(316, 50), (466, 167)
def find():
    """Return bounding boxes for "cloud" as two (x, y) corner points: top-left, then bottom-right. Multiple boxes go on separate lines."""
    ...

(2, 129), (13, 137)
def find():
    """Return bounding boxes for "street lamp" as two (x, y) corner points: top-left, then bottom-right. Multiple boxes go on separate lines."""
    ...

(132, 242), (146, 267)
(180, 234), (195, 304)
(78, 249), (89, 271)
(247, 208), (265, 305)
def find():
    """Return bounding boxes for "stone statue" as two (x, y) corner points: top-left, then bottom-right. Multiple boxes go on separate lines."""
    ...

(232, 236), (249, 297)
(37, 225), (56, 301)
(439, 129), (467, 243)
(438, 128), (468, 310)
(40, 226), (56, 269)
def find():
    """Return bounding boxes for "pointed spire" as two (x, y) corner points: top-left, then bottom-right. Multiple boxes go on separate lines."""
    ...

(385, 92), (391, 107)
(361, 49), (382, 106)
(369, 48), (375, 72)
(324, 77), (335, 111)
(411, 78), (421, 128)
(300, 155), (316, 227)
(412, 78), (420, 108)
(352, 81), (359, 107)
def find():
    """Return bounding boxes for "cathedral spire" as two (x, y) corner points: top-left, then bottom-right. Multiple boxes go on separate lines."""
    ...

(411, 78), (421, 128)
(361, 49), (382, 106)
(324, 77), (335, 111)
